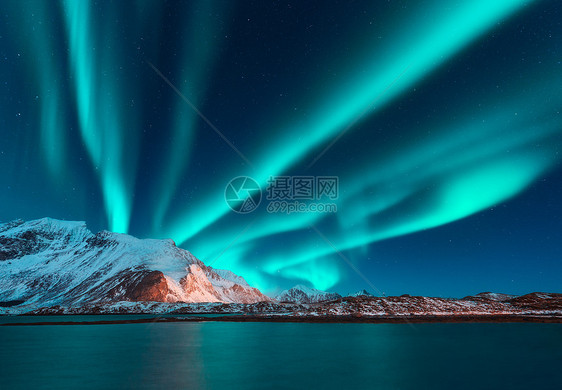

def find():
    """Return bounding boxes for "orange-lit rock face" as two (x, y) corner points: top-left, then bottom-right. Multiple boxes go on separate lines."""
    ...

(220, 284), (271, 304)
(180, 271), (215, 297)
(126, 271), (169, 302)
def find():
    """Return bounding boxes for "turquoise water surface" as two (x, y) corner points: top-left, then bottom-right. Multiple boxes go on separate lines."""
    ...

(1, 321), (560, 389)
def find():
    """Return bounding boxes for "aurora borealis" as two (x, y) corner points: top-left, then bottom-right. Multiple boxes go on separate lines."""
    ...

(1, 0), (561, 296)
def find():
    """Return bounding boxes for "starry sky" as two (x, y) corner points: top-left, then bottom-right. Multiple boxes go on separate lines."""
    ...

(1, 0), (561, 297)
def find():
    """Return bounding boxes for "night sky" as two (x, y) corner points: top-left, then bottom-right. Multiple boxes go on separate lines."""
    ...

(1, 0), (561, 297)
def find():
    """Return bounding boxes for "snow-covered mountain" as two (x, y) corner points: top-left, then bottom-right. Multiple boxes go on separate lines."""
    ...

(275, 284), (342, 303)
(0, 218), (269, 308)
(350, 289), (374, 297)
(467, 292), (517, 302)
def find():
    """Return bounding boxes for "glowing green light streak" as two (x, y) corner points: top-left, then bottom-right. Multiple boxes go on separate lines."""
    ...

(265, 132), (560, 288)
(272, 257), (340, 292)
(341, 114), (562, 229)
(62, 0), (133, 233)
(248, 84), (561, 290)
(257, 152), (555, 290)
(11, 1), (66, 179)
(164, 0), (533, 245)
(255, 0), (533, 177)
(205, 241), (272, 292)
(382, 153), (553, 239)
(152, 1), (228, 230)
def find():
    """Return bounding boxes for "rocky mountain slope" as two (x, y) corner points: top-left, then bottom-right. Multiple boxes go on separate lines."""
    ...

(0, 218), (269, 308)
(5, 291), (560, 317)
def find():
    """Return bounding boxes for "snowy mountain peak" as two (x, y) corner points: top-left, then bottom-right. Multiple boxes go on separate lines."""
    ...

(469, 292), (518, 302)
(1, 217), (90, 237)
(211, 268), (251, 287)
(275, 285), (342, 304)
(0, 218), (270, 308)
(350, 289), (375, 297)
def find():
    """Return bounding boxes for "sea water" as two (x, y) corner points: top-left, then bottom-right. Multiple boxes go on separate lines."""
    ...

(1, 321), (560, 389)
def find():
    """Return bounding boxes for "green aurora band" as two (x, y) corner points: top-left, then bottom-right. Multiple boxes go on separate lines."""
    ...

(162, 0), (536, 246)
(62, 0), (142, 233)
(190, 76), (562, 290)
(6, 0), (561, 292)
(151, 1), (230, 231)
(154, 0), (558, 290)
(9, 1), (68, 180)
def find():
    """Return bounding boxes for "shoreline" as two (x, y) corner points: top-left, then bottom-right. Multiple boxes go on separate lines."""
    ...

(1, 314), (561, 326)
